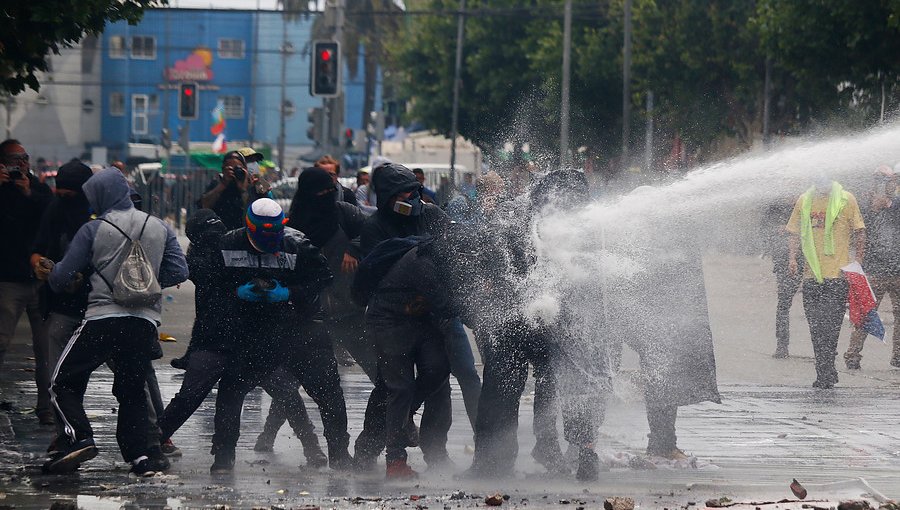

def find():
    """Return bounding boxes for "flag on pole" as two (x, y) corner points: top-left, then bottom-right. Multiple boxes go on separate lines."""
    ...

(843, 261), (885, 341)
(211, 100), (226, 136)
(212, 133), (227, 153)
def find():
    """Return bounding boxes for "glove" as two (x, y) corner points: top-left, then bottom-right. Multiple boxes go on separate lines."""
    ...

(237, 282), (264, 302)
(263, 280), (290, 303)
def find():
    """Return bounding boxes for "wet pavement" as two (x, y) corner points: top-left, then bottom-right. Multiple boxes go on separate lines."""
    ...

(1, 255), (900, 509)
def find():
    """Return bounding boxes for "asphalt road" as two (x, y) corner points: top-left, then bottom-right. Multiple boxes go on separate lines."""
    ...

(1, 254), (899, 509)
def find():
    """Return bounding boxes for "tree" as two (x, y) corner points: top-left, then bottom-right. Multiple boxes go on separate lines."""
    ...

(1, 0), (164, 94)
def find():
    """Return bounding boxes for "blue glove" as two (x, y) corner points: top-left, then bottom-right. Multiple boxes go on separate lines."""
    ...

(264, 280), (291, 303)
(237, 282), (264, 302)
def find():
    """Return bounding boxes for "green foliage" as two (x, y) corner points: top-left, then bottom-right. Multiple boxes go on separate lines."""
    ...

(0, 0), (164, 94)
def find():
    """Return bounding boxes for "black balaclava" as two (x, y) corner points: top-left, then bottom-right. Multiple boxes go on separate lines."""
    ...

(186, 209), (227, 246)
(54, 160), (93, 239)
(289, 167), (339, 248)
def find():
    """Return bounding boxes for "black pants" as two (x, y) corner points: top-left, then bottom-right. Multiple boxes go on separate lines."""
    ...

(802, 278), (848, 385)
(257, 366), (321, 451)
(379, 324), (452, 463)
(775, 269), (802, 350)
(50, 317), (156, 462)
(646, 402), (677, 455)
(470, 318), (560, 476)
(212, 326), (349, 458)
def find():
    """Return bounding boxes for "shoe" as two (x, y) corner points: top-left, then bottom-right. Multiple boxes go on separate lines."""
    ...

(254, 433), (275, 452)
(353, 454), (377, 473)
(845, 359), (861, 370)
(425, 454), (456, 473)
(532, 441), (567, 473)
(385, 458), (418, 480)
(329, 450), (354, 471)
(576, 448), (600, 482)
(37, 411), (55, 426)
(170, 357), (188, 370)
(46, 436), (64, 456)
(812, 380), (835, 389)
(891, 358), (900, 369)
(210, 450), (235, 473)
(42, 438), (98, 474)
(648, 447), (690, 461)
(160, 438), (182, 457)
(146, 447), (170, 472)
(130, 458), (158, 477)
(772, 346), (789, 359)
(304, 446), (328, 469)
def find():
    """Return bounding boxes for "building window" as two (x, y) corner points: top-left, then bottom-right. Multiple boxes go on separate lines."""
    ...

(130, 36), (156, 60)
(109, 36), (125, 59)
(110, 92), (125, 116)
(221, 95), (244, 119)
(218, 39), (245, 59)
(132, 94), (148, 135)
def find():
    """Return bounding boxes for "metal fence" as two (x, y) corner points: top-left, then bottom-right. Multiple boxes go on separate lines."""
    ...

(131, 167), (220, 230)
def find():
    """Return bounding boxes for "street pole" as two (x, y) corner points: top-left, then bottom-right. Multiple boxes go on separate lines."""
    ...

(278, 12), (287, 171)
(560, 0), (572, 168)
(449, 0), (466, 190)
(644, 90), (653, 171)
(762, 57), (771, 145)
(622, 0), (632, 165)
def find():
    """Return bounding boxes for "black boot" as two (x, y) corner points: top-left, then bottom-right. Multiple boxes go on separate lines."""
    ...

(576, 448), (599, 482)
(210, 449), (235, 473)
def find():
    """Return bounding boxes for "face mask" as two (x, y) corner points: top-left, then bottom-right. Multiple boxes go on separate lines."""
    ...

(249, 229), (284, 253)
(393, 189), (423, 217)
(247, 162), (261, 175)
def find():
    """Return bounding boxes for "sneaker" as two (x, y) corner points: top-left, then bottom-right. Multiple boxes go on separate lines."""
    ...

(37, 411), (55, 426)
(845, 357), (861, 370)
(812, 380), (835, 390)
(329, 450), (354, 471)
(210, 450), (235, 473)
(576, 448), (600, 482)
(648, 447), (690, 461)
(42, 438), (98, 474)
(160, 438), (182, 457)
(385, 458), (418, 480)
(146, 447), (170, 472)
(253, 433), (275, 453)
(304, 446), (328, 469)
(170, 356), (188, 370)
(532, 441), (567, 474)
(130, 457), (158, 477)
(772, 346), (789, 359)
(353, 454), (378, 473)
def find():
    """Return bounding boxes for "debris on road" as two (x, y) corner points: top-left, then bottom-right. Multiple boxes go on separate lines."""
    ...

(838, 502), (872, 510)
(603, 497), (635, 510)
(705, 497), (732, 507)
(791, 479), (808, 499)
(485, 494), (504, 506)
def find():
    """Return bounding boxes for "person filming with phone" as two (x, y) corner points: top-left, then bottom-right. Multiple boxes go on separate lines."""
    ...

(200, 150), (269, 230)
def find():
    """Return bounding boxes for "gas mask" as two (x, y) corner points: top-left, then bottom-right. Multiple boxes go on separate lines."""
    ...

(392, 189), (423, 217)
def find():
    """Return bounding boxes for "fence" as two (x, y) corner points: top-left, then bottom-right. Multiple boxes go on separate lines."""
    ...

(131, 167), (220, 230)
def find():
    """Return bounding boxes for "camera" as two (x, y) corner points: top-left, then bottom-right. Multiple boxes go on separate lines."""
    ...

(233, 166), (247, 181)
(6, 167), (24, 180)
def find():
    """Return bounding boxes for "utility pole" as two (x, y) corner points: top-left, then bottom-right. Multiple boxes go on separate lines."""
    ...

(449, 0), (466, 189)
(762, 57), (771, 145)
(560, 0), (572, 168)
(322, 0), (345, 158)
(278, 11), (288, 171)
(644, 90), (653, 171)
(622, 0), (632, 164)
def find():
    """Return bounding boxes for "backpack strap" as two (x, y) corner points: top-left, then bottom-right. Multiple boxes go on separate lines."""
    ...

(136, 213), (152, 241)
(91, 213), (151, 291)
(98, 217), (132, 242)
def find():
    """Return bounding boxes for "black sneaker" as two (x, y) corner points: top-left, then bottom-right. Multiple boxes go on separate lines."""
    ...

(532, 441), (568, 474)
(352, 454), (377, 473)
(210, 450), (235, 473)
(329, 450), (354, 471)
(170, 356), (188, 370)
(42, 438), (98, 474)
(160, 438), (182, 457)
(130, 458), (158, 477)
(304, 446), (328, 468)
(254, 433), (276, 452)
(576, 448), (600, 482)
(146, 447), (170, 472)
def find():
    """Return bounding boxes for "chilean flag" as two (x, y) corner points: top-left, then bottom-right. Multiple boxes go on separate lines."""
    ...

(843, 262), (885, 341)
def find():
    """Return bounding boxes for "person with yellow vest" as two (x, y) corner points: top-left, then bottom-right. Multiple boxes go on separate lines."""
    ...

(786, 175), (866, 389)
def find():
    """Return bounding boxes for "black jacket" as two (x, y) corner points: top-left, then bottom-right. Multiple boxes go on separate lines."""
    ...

(862, 199), (900, 277)
(0, 175), (51, 282)
(320, 202), (366, 318)
(32, 196), (92, 318)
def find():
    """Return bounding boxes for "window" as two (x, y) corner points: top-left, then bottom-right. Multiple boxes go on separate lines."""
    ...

(132, 94), (148, 135)
(218, 39), (245, 59)
(109, 36), (125, 59)
(221, 95), (244, 119)
(109, 92), (124, 116)
(149, 94), (159, 113)
(130, 36), (156, 60)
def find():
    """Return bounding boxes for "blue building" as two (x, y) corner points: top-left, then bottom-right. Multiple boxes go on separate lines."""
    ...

(99, 8), (378, 162)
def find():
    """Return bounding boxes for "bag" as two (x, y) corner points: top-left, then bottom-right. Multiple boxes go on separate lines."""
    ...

(351, 235), (430, 307)
(95, 214), (162, 307)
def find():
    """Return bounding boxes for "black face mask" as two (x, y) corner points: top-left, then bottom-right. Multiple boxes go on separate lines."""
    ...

(291, 189), (339, 248)
(59, 193), (90, 212)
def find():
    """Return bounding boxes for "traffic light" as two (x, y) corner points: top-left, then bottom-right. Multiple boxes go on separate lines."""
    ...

(344, 128), (353, 149)
(178, 82), (198, 120)
(306, 107), (323, 145)
(310, 41), (340, 97)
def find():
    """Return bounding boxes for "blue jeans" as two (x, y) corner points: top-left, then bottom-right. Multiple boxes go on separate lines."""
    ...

(443, 318), (481, 429)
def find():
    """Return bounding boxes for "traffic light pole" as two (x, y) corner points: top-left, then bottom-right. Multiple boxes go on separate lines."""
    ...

(560, 0), (572, 168)
(449, 0), (466, 191)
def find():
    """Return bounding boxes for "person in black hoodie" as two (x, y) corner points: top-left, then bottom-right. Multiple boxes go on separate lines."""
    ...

(158, 208), (329, 470)
(0, 139), (52, 423)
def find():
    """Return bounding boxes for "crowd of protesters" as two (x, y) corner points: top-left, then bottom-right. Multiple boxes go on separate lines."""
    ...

(0, 135), (896, 482)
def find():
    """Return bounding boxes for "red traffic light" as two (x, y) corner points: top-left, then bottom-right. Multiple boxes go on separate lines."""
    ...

(345, 128), (353, 138)
(320, 50), (332, 62)
(183, 88), (193, 96)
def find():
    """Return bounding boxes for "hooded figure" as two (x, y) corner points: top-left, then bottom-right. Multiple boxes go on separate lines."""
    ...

(359, 163), (450, 255)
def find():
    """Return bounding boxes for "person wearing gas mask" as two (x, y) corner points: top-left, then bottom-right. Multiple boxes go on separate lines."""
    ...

(786, 173), (865, 388)
(844, 165), (900, 370)
(0, 139), (53, 425)
(199, 150), (270, 230)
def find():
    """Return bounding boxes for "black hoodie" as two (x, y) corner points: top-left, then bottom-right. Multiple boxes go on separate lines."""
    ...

(359, 163), (450, 255)
(1, 173), (52, 282)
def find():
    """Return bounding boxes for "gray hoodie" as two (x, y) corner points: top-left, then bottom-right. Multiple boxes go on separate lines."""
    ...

(49, 168), (189, 325)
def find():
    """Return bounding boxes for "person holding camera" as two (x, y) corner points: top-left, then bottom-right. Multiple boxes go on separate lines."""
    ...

(0, 139), (53, 423)
(200, 150), (268, 230)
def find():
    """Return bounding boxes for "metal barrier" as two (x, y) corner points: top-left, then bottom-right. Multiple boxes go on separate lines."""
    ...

(132, 168), (220, 230)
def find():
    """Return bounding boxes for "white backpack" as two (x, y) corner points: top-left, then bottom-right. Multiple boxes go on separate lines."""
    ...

(95, 214), (162, 307)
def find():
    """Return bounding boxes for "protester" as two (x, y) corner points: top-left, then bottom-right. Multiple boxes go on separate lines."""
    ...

(199, 151), (263, 229)
(786, 175), (866, 388)
(844, 165), (900, 369)
(762, 198), (804, 358)
(0, 139), (53, 424)
(412, 168), (436, 203)
(317, 155), (358, 206)
(43, 168), (188, 475)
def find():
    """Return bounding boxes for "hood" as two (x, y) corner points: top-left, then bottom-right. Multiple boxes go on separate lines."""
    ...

(372, 163), (420, 212)
(529, 168), (589, 210)
(55, 160), (93, 192)
(186, 209), (227, 244)
(82, 168), (134, 215)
